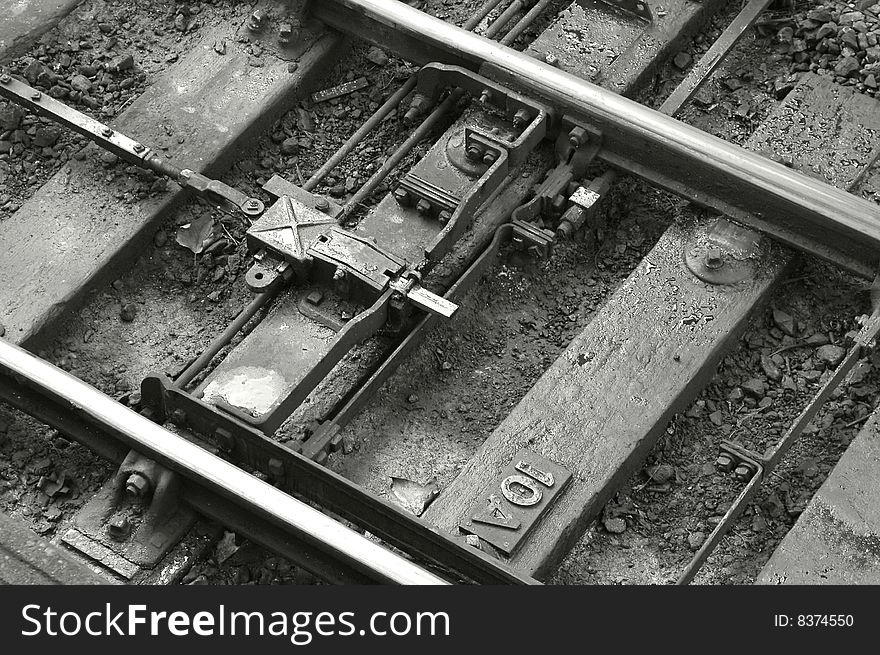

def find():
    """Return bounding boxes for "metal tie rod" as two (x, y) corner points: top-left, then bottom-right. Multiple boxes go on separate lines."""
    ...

(315, 0), (880, 278)
(0, 338), (447, 585)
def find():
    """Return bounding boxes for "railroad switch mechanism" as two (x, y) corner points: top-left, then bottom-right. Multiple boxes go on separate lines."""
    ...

(460, 450), (571, 557)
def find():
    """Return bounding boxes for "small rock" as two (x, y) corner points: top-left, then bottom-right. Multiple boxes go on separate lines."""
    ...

(280, 137), (300, 156)
(777, 26), (794, 42)
(805, 332), (829, 346)
(797, 457), (820, 478)
(110, 53), (135, 72)
(741, 378), (766, 398)
(215, 531), (239, 563)
(646, 463), (675, 484)
(772, 308), (797, 336)
(760, 354), (783, 382)
(407, 394), (418, 403)
(153, 229), (168, 248)
(802, 370), (823, 382)
(604, 517), (626, 534)
(120, 303), (137, 322)
(0, 104), (24, 131)
(366, 46), (389, 66)
(708, 410), (724, 426)
(673, 51), (692, 69)
(723, 78), (743, 91)
(70, 74), (92, 93)
(687, 531), (706, 550)
(761, 492), (785, 518)
(816, 344), (846, 368)
(33, 127), (61, 148)
(834, 56), (861, 77)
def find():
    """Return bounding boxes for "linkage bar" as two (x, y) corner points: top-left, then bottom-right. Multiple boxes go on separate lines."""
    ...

(315, 0), (880, 277)
(0, 73), (264, 217)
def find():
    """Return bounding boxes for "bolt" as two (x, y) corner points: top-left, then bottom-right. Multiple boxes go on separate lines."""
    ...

(170, 408), (187, 426)
(0, 74), (10, 84)
(214, 427), (235, 452)
(333, 268), (345, 282)
(704, 247), (724, 270)
(482, 151), (497, 165)
(438, 210), (451, 224)
(715, 453), (735, 473)
(278, 22), (293, 44)
(101, 127), (113, 138)
(248, 9), (266, 31)
(568, 126), (588, 149)
(133, 143), (145, 153)
(314, 197), (330, 212)
(478, 88), (492, 105)
(734, 464), (755, 482)
(545, 52), (560, 67)
(30, 91), (41, 101)
(106, 516), (131, 542)
(242, 198), (264, 215)
(125, 472), (151, 500)
(403, 93), (429, 124)
(465, 144), (484, 161)
(512, 108), (531, 130)
(306, 290), (324, 305)
(393, 187), (411, 206)
(416, 199), (432, 215)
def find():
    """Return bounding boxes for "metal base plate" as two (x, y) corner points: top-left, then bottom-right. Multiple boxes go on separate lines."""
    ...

(684, 217), (764, 285)
(460, 449), (571, 557)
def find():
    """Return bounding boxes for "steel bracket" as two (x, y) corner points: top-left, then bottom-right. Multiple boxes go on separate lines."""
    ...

(62, 450), (197, 578)
(511, 219), (556, 259)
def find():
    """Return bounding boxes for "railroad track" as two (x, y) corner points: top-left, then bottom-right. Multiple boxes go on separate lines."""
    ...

(0, 0), (879, 585)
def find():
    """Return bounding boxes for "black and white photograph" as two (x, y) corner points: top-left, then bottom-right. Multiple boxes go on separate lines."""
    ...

(0, 0), (876, 648)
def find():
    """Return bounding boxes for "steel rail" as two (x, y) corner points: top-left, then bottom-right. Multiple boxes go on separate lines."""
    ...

(315, 0), (880, 277)
(0, 338), (447, 585)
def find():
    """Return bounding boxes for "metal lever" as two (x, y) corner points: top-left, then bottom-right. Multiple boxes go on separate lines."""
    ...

(389, 276), (459, 318)
(0, 72), (264, 218)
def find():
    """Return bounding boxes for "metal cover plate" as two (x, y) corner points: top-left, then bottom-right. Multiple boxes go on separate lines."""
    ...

(247, 195), (337, 268)
(308, 227), (406, 289)
(460, 449), (571, 557)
